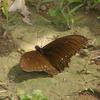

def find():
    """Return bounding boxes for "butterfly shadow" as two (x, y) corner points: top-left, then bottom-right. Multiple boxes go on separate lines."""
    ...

(8, 64), (49, 83)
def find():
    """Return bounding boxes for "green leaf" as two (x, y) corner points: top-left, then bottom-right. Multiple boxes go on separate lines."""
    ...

(96, 0), (100, 3)
(48, 8), (61, 17)
(2, 0), (9, 17)
(69, 3), (83, 14)
(92, 0), (100, 7)
(32, 90), (48, 100)
(20, 95), (31, 100)
(67, 0), (82, 3)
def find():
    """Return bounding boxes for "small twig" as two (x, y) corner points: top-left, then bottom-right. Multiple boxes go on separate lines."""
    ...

(3, 31), (7, 38)
(0, 90), (7, 93)
(0, 84), (8, 90)
(0, 82), (6, 85)
(78, 52), (92, 74)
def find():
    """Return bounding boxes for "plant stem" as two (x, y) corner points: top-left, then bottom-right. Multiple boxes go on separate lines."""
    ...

(6, 14), (9, 32)
(3, 15), (9, 37)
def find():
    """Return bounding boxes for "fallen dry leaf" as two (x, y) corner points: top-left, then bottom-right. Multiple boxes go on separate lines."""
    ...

(22, 16), (32, 25)
(90, 50), (100, 65)
(9, 0), (32, 25)
(9, 0), (30, 15)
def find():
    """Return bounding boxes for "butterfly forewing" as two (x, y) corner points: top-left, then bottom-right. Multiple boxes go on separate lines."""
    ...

(41, 35), (88, 71)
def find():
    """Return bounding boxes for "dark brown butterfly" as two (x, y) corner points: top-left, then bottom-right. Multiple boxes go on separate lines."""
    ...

(20, 35), (88, 76)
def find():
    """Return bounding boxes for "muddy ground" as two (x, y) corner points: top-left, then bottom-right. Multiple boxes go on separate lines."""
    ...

(0, 9), (100, 100)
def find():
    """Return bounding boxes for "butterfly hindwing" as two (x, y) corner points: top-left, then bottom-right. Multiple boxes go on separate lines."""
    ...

(20, 51), (59, 76)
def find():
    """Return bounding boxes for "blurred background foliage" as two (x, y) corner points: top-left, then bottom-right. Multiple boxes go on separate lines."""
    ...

(1, 0), (100, 31)
(28, 0), (100, 31)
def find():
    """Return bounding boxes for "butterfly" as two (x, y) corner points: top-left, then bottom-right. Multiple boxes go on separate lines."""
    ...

(20, 35), (88, 76)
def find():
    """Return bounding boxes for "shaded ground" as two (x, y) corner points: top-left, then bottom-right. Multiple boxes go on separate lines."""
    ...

(0, 32), (16, 57)
(0, 10), (100, 100)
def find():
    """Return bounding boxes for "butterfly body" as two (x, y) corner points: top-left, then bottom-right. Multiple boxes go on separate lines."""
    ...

(20, 35), (88, 76)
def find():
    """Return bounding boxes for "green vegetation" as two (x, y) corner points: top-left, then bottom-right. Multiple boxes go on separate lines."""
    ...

(19, 90), (48, 100)
(39, 0), (100, 30)
(47, 0), (84, 30)
(1, 0), (9, 36)
(1, 0), (100, 31)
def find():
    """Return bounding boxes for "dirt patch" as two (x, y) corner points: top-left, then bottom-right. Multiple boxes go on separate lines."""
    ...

(78, 89), (100, 100)
(0, 32), (17, 57)
(0, 8), (100, 99)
